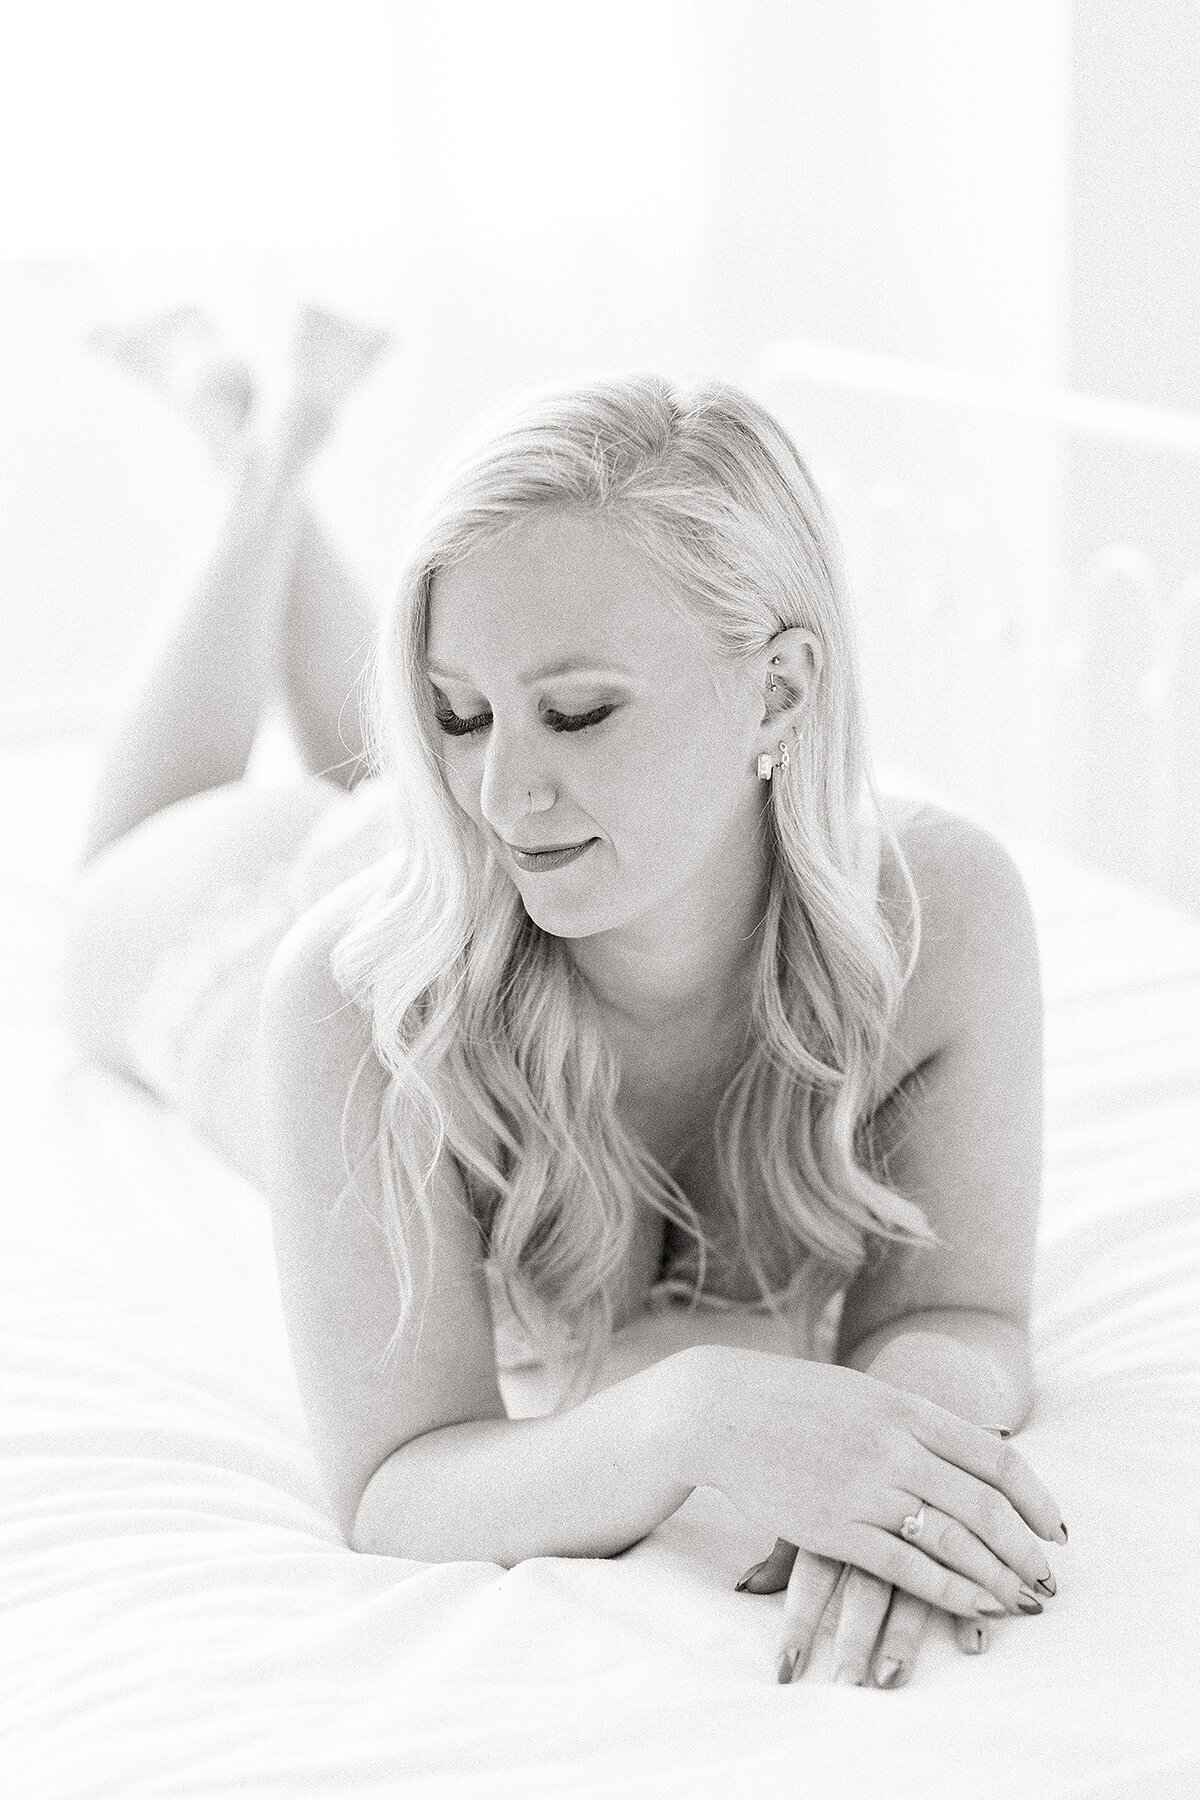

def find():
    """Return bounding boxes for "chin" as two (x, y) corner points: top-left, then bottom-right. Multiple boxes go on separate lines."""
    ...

(517, 892), (610, 939)
(514, 868), (635, 940)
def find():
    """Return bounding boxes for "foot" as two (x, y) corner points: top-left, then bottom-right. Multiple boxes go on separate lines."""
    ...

(88, 305), (257, 469)
(283, 302), (394, 458)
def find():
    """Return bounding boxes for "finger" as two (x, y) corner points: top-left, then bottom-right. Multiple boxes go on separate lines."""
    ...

(842, 1522), (1012, 1620)
(897, 1499), (1044, 1616)
(830, 1567), (893, 1686)
(873, 1587), (932, 1688)
(776, 1548), (844, 1685)
(736, 1537), (798, 1594)
(911, 1404), (1067, 1544)
(954, 1612), (992, 1657)
(917, 1455), (1058, 1598)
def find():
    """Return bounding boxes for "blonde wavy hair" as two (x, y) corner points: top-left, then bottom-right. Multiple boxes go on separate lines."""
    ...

(330, 372), (933, 1399)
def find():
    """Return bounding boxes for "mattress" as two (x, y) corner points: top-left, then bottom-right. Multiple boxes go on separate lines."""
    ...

(3, 736), (1200, 1799)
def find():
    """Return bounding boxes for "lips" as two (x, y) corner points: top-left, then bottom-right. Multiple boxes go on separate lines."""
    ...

(507, 837), (598, 873)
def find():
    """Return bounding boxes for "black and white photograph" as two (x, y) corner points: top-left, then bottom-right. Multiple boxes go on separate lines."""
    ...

(3, 3), (1199, 1796)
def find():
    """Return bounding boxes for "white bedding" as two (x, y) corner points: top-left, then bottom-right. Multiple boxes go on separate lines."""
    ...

(3, 739), (1200, 1799)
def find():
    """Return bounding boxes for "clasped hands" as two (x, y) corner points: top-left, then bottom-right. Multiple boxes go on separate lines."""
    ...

(709, 1349), (1066, 1690)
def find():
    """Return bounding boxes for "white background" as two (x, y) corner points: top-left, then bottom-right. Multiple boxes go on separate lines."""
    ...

(2, 0), (1197, 817)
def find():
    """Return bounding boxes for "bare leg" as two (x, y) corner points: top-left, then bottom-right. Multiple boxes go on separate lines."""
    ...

(258, 302), (392, 790)
(87, 303), (388, 801)
(79, 411), (316, 867)
(277, 504), (378, 790)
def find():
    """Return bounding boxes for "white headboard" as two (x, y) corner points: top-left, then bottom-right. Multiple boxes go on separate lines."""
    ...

(747, 341), (1200, 915)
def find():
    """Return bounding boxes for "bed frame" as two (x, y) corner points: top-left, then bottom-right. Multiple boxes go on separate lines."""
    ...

(747, 341), (1200, 915)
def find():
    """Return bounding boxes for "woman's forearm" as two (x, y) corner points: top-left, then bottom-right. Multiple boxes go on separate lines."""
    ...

(349, 1348), (705, 1563)
(841, 1309), (1033, 1430)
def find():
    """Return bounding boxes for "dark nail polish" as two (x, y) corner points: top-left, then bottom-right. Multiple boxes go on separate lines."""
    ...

(1016, 1586), (1044, 1615)
(1035, 1571), (1056, 1598)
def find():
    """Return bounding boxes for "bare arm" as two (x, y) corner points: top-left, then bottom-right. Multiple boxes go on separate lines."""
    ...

(258, 869), (702, 1563)
(351, 1365), (698, 1562)
(837, 807), (1045, 1423)
(260, 858), (1061, 1603)
(763, 809), (1053, 1687)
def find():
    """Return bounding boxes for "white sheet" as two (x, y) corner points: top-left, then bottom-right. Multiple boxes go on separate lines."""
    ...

(3, 739), (1200, 1799)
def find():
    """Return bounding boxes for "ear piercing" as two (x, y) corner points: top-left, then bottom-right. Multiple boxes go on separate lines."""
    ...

(760, 660), (789, 778)
(757, 741), (790, 781)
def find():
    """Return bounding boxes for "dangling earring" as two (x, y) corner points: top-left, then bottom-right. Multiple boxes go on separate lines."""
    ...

(768, 672), (777, 692)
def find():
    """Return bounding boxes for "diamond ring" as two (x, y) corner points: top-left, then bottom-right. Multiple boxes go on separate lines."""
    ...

(899, 1504), (927, 1543)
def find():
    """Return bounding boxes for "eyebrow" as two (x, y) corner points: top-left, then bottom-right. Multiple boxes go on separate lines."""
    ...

(426, 657), (633, 684)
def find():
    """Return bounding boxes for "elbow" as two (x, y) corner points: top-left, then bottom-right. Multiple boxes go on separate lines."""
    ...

(347, 1459), (396, 1558)
(346, 1460), (506, 1565)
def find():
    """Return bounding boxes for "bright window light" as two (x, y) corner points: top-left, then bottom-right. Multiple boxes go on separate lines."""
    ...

(0, 0), (700, 256)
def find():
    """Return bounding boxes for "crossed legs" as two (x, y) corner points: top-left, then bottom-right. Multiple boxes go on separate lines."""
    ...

(80, 304), (388, 867)
(65, 305), (392, 1091)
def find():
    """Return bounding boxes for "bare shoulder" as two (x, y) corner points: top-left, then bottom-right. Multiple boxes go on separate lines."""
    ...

(875, 795), (1041, 1081)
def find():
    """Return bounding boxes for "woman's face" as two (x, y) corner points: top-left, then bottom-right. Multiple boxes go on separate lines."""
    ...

(424, 508), (772, 945)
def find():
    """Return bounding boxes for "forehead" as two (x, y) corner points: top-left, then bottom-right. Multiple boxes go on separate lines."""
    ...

(425, 509), (700, 677)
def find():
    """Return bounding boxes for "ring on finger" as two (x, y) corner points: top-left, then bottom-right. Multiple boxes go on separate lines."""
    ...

(899, 1503), (928, 1544)
(893, 1499), (1016, 1610)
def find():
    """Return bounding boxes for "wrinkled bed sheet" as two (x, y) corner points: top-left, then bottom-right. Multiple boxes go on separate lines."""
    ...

(2, 739), (1199, 1799)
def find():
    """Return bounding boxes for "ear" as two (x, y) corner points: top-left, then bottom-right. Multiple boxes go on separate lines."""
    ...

(756, 627), (823, 737)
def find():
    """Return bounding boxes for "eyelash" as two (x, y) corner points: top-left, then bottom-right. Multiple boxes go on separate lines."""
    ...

(433, 705), (615, 739)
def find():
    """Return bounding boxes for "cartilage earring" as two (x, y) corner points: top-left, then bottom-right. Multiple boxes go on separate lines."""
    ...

(778, 739), (790, 772)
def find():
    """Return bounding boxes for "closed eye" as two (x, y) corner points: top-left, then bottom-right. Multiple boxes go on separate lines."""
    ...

(434, 708), (491, 738)
(433, 705), (615, 738)
(544, 705), (614, 734)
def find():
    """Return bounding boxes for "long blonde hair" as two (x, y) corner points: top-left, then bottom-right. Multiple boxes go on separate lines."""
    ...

(330, 373), (932, 1396)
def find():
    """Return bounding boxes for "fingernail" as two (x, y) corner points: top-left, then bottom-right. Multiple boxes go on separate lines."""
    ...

(1017, 1586), (1044, 1615)
(1035, 1570), (1056, 1598)
(964, 1624), (987, 1655)
(975, 1596), (1008, 1617)
(735, 1560), (766, 1593)
(776, 1649), (798, 1685)
(1053, 1520), (1069, 1545)
(875, 1657), (903, 1687)
(834, 1666), (859, 1687)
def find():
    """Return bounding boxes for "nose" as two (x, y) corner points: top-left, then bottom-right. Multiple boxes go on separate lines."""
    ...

(478, 724), (559, 835)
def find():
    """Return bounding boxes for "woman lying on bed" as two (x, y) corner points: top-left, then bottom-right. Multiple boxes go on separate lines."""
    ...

(65, 305), (1066, 1693)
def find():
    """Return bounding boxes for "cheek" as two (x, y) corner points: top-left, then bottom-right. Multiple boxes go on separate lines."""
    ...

(607, 712), (746, 864)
